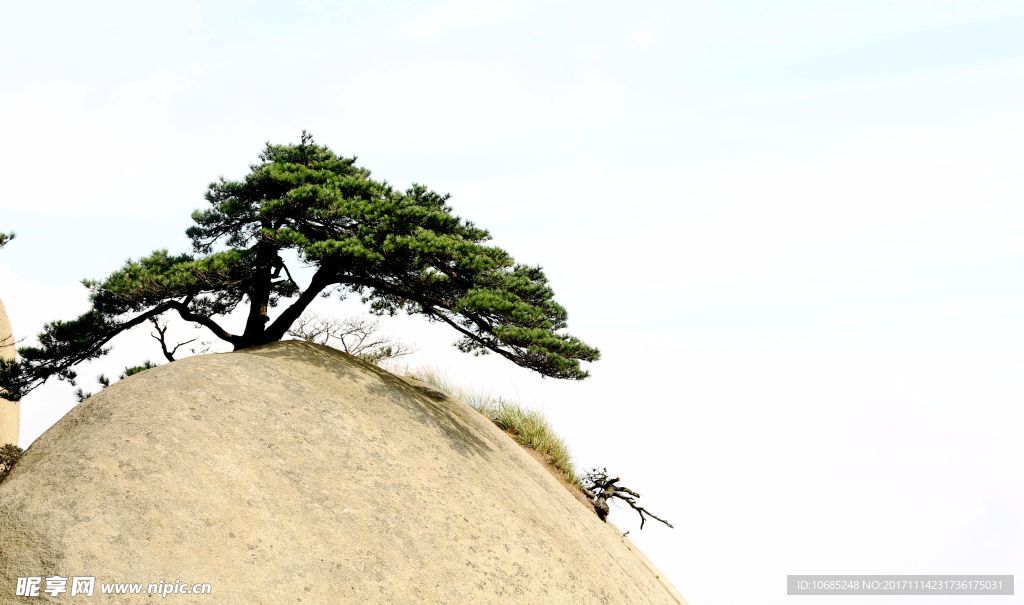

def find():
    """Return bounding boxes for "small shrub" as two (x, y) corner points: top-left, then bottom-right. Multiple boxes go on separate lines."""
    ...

(0, 443), (23, 482)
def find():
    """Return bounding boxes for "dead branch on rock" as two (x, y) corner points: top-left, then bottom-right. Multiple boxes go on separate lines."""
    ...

(582, 468), (673, 530)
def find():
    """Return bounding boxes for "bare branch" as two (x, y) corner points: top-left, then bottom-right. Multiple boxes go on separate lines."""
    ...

(149, 317), (198, 362)
(581, 467), (673, 530)
(0, 334), (23, 349)
(287, 313), (414, 363)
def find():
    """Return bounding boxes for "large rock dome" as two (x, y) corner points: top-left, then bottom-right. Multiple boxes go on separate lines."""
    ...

(0, 341), (684, 603)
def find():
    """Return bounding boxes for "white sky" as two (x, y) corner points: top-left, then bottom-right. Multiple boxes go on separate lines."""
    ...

(2, 2), (1023, 603)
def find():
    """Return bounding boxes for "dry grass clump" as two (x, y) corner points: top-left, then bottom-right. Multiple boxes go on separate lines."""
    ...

(407, 367), (579, 487)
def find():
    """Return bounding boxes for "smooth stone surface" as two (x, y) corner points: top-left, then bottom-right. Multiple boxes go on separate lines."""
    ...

(0, 298), (17, 446)
(0, 299), (12, 362)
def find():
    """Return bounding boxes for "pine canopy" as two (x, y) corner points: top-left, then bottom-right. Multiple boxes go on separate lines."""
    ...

(0, 134), (599, 400)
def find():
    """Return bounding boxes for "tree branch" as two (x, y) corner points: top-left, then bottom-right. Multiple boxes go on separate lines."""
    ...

(11, 301), (180, 398)
(262, 267), (332, 344)
(334, 274), (525, 367)
(149, 317), (198, 362)
(166, 300), (241, 346)
(276, 259), (301, 291)
(628, 503), (674, 530)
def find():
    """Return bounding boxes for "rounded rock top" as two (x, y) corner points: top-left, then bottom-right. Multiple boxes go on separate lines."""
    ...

(0, 340), (685, 605)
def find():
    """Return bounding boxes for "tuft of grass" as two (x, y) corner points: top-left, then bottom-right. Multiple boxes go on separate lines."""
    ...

(487, 402), (579, 486)
(405, 366), (580, 487)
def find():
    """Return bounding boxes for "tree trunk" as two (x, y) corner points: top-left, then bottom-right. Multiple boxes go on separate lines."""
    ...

(234, 267), (332, 351)
(238, 242), (276, 349)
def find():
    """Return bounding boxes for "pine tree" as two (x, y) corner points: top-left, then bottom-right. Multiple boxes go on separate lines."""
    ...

(0, 134), (599, 400)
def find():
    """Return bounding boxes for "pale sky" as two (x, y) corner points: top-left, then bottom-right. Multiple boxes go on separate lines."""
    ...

(2, 2), (1023, 604)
